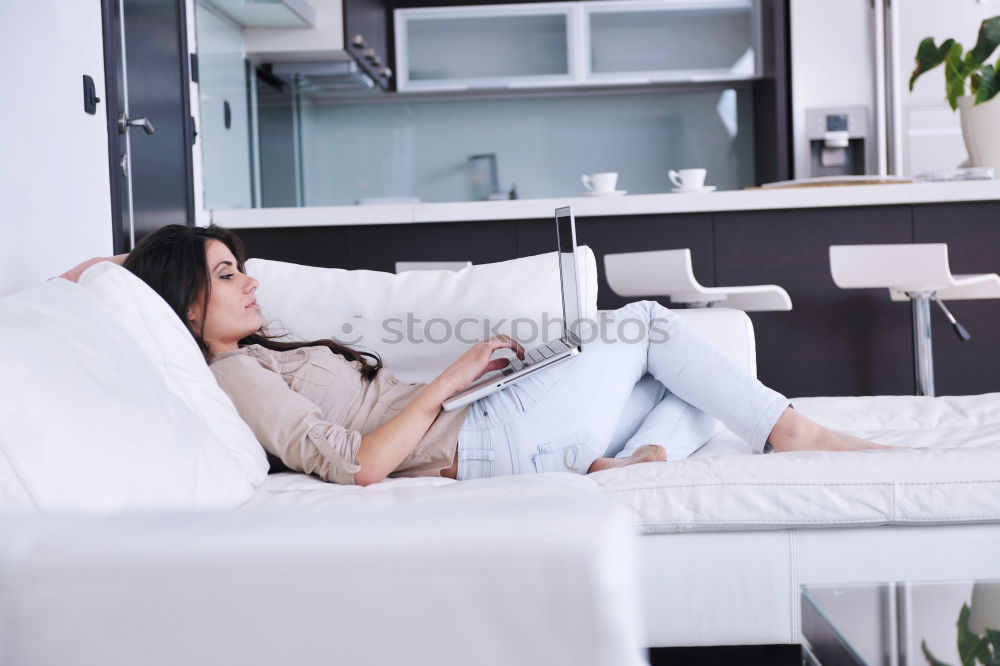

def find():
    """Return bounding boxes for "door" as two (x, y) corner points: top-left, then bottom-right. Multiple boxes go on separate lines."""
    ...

(102, 0), (196, 253)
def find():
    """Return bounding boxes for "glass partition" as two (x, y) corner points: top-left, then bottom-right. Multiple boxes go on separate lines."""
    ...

(195, 1), (254, 209)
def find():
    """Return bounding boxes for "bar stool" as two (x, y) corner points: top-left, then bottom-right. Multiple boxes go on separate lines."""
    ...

(829, 243), (1000, 396)
(395, 260), (472, 273)
(603, 248), (792, 311)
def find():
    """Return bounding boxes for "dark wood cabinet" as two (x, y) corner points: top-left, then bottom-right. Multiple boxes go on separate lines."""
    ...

(912, 201), (1000, 396)
(238, 226), (354, 269)
(352, 220), (519, 271)
(233, 199), (1000, 398)
(714, 206), (914, 398)
(575, 214), (715, 310)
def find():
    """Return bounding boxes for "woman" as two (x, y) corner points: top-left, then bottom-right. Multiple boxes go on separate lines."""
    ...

(61, 224), (887, 486)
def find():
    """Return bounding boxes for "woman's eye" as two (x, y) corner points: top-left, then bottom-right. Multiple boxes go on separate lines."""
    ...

(220, 274), (234, 280)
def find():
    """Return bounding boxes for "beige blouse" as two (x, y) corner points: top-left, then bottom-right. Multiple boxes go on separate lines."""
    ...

(209, 344), (472, 485)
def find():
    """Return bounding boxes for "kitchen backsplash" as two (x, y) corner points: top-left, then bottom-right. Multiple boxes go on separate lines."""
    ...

(297, 87), (755, 205)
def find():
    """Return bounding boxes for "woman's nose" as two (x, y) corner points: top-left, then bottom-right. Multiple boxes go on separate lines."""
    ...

(245, 275), (259, 293)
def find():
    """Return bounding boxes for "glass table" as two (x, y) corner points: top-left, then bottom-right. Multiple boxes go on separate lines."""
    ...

(801, 580), (1000, 666)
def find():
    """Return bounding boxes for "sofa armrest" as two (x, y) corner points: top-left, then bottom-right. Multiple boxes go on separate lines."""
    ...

(599, 307), (756, 377)
(0, 498), (647, 666)
(666, 307), (757, 377)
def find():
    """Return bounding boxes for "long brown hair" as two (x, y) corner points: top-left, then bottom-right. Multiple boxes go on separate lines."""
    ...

(123, 224), (383, 380)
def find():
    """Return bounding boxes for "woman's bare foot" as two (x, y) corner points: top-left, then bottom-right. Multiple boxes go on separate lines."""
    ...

(587, 444), (668, 473)
(767, 407), (895, 453)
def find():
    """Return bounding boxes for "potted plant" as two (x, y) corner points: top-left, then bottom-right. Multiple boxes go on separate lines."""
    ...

(921, 603), (1000, 666)
(910, 16), (1000, 172)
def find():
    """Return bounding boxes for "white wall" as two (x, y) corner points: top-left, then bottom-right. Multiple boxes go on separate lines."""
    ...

(0, 1), (114, 297)
(893, 0), (1000, 176)
(791, 0), (1000, 178)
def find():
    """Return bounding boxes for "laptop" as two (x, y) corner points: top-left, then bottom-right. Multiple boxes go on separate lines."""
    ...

(442, 206), (585, 412)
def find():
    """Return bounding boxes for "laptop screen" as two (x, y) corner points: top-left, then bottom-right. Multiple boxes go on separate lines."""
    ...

(554, 206), (583, 343)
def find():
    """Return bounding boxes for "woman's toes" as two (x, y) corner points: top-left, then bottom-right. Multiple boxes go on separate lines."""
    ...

(632, 444), (668, 463)
(586, 445), (668, 474)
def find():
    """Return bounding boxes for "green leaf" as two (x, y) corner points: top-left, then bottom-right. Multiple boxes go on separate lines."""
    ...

(945, 42), (968, 110)
(976, 64), (1000, 104)
(912, 37), (958, 91)
(959, 604), (994, 666)
(984, 629), (1000, 666)
(965, 16), (1000, 70)
(923, 638), (955, 666)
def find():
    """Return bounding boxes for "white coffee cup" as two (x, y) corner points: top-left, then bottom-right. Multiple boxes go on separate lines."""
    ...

(669, 168), (707, 190)
(582, 172), (619, 194)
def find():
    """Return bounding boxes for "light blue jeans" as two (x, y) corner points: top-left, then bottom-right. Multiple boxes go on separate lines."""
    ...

(455, 300), (790, 480)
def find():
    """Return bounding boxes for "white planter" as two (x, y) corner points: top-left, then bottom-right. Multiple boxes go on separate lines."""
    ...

(958, 94), (1000, 172)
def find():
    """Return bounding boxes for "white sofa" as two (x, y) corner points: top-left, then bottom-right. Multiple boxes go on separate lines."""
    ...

(2, 249), (1000, 663)
(244, 252), (1000, 648)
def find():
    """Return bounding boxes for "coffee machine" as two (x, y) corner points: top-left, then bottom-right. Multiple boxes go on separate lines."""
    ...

(806, 107), (870, 177)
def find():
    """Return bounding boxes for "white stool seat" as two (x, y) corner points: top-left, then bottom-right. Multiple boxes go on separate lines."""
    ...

(828, 243), (1000, 397)
(893, 273), (1000, 302)
(604, 249), (792, 312)
(395, 260), (472, 273)
(829, 244), (1000, 301)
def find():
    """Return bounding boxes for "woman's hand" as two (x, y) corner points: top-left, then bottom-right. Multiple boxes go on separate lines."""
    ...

(53, 253), (129, 283)
(434, 335), (526, 396)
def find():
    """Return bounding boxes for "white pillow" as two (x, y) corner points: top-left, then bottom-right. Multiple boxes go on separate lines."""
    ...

(77, 262), (268, 485)
(246, 247), (599, 383)
(0, 279), (257, 511)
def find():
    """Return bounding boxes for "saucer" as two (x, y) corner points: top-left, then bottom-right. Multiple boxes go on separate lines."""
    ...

(670, 186), (716, 194)
(583, 189), (627, 197)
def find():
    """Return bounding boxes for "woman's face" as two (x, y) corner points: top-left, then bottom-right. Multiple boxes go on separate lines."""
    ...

(187, 239), (261, 354)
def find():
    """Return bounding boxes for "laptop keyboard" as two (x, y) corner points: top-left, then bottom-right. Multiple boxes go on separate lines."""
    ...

(501, 339), (572, 375)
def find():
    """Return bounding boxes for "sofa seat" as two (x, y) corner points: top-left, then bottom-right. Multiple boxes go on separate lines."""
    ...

(237, 392), (1000, 651)
(243, 393), (1000, 534)
(595, 392), (1000, 533)
(242, 468), (600, 511)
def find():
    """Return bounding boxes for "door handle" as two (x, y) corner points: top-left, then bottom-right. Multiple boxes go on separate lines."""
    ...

(117, 111), (155, 135)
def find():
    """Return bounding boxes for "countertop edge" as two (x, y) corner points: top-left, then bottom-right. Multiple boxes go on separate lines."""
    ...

(210, 181), (1000, 229)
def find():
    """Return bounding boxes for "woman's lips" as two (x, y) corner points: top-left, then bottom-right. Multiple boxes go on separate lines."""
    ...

(246, 301), (258, 309)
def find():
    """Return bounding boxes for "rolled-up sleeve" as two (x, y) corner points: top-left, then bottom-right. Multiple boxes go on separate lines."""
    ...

(211, 355), (361, 485)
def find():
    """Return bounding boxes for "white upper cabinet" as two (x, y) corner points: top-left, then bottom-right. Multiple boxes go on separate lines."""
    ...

(396, 3), (576, 91)
(395, 0), (759, 92)
(584, 0), (759, 84)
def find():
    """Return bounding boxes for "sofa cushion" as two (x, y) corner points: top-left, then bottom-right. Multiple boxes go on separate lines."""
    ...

(77, 262), (268, 485)
(591, 393), (1000, 532)
(238, 392), (1000, 532)
(0, 279), (258, 511)
(245, 247), (599, 383)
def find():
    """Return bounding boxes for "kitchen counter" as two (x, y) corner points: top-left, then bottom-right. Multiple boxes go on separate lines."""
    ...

(211, 180), (1000, 228)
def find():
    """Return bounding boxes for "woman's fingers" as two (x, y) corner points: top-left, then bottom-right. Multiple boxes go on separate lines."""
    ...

(472, 357), (513, 381)
(485, 334), (526, 359)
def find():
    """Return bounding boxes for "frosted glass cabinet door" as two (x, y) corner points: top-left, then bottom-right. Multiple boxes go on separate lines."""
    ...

(585, 0), (760, 83)
(395, 4), (575, 91)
